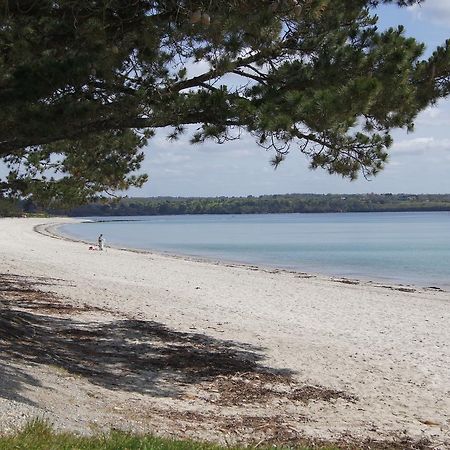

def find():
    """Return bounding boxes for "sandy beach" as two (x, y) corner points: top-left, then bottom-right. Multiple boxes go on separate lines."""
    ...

(1, 217), (449, 448)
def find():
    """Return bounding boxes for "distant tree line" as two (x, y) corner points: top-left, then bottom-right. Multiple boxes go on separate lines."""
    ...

(45, 194), (450, 216)
(3, 193), (450, 218)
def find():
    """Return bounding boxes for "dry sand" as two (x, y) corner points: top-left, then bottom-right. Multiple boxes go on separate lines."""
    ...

(0, 217), (449, 448)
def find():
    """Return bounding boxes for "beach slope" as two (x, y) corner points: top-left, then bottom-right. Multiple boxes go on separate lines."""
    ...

(0, 218), (449, 447)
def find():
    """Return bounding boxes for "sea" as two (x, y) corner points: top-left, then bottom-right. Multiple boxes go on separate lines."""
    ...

(59, 212), (450, 289)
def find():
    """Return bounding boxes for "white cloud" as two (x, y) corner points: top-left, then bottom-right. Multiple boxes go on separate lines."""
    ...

(184, 59), (210, 79)
(424, 107), (441, 119)
(415, 103), (450, 127)
(408, 0), (450, 25)
(392, 136), (450, 158)
(150, 151), (192, 165)
(394, 136), (434, 150)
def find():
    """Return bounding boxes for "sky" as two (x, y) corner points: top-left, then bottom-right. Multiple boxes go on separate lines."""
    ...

(2, 1), (449, 197)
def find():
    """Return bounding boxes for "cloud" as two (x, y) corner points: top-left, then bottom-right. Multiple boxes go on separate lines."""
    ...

(185, 59), (210, 79)
(150, 151), (193, 165)
(415, 99), (450, 129)
(415, 103), (450, 127)
(408, 0), (450, 25)
(392, 136), (450, 157)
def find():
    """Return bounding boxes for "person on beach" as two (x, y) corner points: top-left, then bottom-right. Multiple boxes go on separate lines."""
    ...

(98, 234), (105, 251)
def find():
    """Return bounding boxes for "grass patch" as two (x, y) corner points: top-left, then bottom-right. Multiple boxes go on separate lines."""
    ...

(0, 419), (338, 450)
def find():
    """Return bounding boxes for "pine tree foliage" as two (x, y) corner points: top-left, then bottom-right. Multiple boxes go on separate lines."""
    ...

(0, 0), (448, 205)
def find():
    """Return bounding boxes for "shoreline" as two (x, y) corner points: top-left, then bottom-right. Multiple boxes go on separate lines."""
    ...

(43, 218), (448, 293)
(1, 217), (449, 447)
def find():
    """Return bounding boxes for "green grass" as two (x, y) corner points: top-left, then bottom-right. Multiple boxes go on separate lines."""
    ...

(0, 419), (339, 450)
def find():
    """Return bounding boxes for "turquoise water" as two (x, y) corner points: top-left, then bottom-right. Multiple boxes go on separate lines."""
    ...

(59, 212), (450, 288)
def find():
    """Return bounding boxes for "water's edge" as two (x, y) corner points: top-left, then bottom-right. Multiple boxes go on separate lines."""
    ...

(34, 219), (449, 294)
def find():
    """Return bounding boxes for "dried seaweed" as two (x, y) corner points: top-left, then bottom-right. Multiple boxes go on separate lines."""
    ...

(288, 385), (357, 403)
(206, 372), (357, 406)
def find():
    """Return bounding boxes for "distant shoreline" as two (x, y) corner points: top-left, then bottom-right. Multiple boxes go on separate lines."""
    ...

(65, 209), (450, 217)
(36, 193), (450, 217)
(63, 206), (450, 217)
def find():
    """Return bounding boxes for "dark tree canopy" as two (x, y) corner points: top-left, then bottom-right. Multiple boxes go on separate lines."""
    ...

(0, 0), (448, 206)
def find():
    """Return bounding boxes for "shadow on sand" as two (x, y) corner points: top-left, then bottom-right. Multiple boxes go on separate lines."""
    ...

(0, 273), (291, 400)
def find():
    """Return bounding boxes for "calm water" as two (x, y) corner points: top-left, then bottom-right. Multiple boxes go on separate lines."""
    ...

(59, 212), (450, 288)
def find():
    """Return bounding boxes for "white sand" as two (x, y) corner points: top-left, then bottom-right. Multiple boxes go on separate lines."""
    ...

(0, 217), (449, 447)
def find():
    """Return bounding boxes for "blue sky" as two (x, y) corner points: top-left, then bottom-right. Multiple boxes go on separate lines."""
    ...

(130, 1), (450, 197)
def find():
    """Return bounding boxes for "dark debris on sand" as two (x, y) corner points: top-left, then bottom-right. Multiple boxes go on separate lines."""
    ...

(202, 372), (356, 407)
